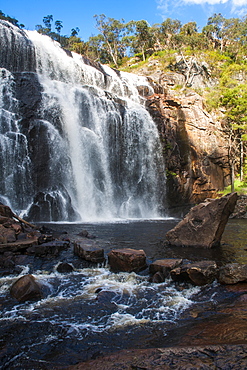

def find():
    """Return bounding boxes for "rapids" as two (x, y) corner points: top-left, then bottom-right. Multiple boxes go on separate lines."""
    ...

(0, 219), (246, 368)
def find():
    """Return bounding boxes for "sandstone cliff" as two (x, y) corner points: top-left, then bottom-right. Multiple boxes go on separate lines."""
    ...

(134, 58), (231, 213)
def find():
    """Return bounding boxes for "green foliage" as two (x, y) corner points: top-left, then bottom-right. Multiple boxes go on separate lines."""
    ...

(219, 178), (247, 195)
(0, 10), (24, 28)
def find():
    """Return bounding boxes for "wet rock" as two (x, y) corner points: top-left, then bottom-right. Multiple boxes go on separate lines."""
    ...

(38, 234), (54, 244)
(70, 345), (247, 370)
(26, 240), (70, 256)
(171, 260), (218, 286)
(56, 262), (74, 273)
(74, 242), (105, 263)
(218, 263), (247, 285)
(108, 248), (147, 273)
(0, 215), (12, 224)
(10, 274), (42, 302)
(151, 271), (165, 283)
(0, 237), (38, 253)
(166, 193), (238, 248)
(0, 204), (15, 218)
(0, 224), (16, 243)
(78, 230), (96, 239)
(96, 290), (117, 304)
(149, 258), (183, 278)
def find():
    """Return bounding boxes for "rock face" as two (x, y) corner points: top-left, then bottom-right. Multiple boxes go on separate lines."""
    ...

(146, 88), (231, 211)
(218, 263), (247, 284)
(108, 248), (147, 272)
(10, 274), (42, 302)
(171, 261), (218, 286)
(166, 192), (238, 248)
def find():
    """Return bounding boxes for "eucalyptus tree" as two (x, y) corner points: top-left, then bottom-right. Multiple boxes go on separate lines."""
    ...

(133, 20), (153, 60)
(93, 14), (132, 67)
(160, 18), (181, 48)
(43, 15), (53, 33)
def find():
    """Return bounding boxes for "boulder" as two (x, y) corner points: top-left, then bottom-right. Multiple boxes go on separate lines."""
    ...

(149, 259), (183, 278)
(108, 248), (147, 273)
(10, 274), (42, 302)
(166, 193), (238, 248)
(74, 242), (105, 263)
(218, 263), (247, 285)
(56, 262), (74, 273)
(171, 261), (218, 286)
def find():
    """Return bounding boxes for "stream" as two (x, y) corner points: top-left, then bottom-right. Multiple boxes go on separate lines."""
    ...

(0, 218), (246, 369)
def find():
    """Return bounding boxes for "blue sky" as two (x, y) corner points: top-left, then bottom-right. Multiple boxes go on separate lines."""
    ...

(2, 0), (247, 40)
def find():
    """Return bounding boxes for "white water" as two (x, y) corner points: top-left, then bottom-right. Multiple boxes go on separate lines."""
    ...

(0, 22), (166, 221)
(0, 266), (200, 334)
(26, 31), (165, 221)
(0, 68), (32, 210)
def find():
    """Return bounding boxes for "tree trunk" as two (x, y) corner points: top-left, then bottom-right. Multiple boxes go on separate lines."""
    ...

(231, 159), (235, 193)
(240, 139), (244, 182)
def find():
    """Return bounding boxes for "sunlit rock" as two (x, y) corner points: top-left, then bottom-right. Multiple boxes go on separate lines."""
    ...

(166, 193), (238, 248)
(108, 248), (147, 272)
(218, 263), (247, 285)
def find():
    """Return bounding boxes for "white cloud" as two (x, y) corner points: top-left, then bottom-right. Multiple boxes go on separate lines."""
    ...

(181, 0), (247, 4)
(157, 0), (247, 21)
(157, 0), (247, 8)
(182, 0), (228, 4)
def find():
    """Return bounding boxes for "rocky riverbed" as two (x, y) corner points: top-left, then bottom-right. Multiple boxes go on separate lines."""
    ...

(0, 198), (247, 369)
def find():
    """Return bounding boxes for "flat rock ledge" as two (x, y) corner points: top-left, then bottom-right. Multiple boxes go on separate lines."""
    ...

(68, 344), (247, 370)
(108, 248), (147, 272)
(74, 240), (105, 263)
(166, 192), (238, 248)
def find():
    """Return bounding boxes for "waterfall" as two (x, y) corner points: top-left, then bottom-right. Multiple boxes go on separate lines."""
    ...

(0, 20), (166, 221)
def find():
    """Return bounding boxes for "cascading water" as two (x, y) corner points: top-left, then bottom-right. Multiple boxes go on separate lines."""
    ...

(0, 20), (166, 221)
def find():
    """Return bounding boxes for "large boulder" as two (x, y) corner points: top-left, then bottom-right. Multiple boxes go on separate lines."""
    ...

(166, 193), (238, 248)
(10, 274), (42, 302)
(218, 263), (247, 285)
(108, 248), (147, 273)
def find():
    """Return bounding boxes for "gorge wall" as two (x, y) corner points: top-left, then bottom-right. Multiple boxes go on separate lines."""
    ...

(146, 86), (230, 213)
